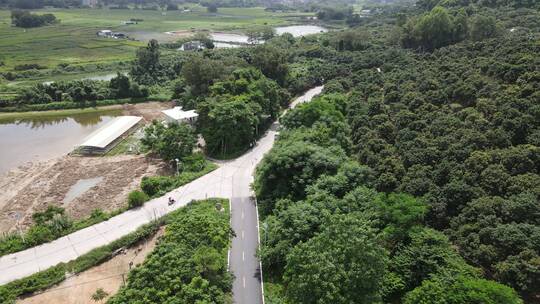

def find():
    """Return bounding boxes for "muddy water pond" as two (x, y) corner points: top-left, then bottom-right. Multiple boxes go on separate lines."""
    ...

(63, 176), (104, 204)
(0, 110), (121, 175)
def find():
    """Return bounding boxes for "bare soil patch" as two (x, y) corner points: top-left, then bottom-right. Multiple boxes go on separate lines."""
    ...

(0, 101), (173, 234)
(121, 101), (173, 122)
(0, 155), (167, 234)
(17, 228), (163, 304)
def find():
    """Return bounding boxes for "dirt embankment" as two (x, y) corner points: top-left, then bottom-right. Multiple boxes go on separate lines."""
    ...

(0, 155), (167, 234)
(122, 101), (174, 122)
(17, 228), (163, 304)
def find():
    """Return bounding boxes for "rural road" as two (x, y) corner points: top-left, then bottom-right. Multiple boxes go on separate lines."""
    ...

(0, 86), (324, 303)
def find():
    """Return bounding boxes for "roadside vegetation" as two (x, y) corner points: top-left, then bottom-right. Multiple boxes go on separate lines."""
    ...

(108, 198), (232, 303)
(0, 217), (162, 303)
(256, 91), (524, 304)
(0, 199), (228, 304)
(0, 206), (125, 256)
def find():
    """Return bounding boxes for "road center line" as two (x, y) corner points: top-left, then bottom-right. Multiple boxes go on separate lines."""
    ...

(242, 230), (244, 239)
(243, 276), (246, 288)
(242, 251), (245, 261)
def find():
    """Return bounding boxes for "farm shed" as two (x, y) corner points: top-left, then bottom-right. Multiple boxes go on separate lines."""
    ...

(162, 106), (198, 125)
(77, 116), (142, 154)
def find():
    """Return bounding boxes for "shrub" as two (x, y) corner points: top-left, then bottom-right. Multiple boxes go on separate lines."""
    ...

(128, 190), (149, 208)
(13, 63), (46, 71)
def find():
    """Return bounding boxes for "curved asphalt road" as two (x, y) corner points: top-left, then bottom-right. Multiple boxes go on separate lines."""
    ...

(0, 86), (324, 304)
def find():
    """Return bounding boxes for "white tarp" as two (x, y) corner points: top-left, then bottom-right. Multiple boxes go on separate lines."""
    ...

(79, 116), (142, 149)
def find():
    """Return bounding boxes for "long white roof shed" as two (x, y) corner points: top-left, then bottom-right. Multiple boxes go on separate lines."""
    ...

(79, 116), (142, 149)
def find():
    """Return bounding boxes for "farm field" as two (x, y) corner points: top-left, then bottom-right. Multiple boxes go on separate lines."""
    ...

(0, 6), (312, 71)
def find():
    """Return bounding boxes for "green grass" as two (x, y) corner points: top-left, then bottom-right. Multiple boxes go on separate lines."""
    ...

(106, 132), (147, 156)
(0, 6), (312, 71)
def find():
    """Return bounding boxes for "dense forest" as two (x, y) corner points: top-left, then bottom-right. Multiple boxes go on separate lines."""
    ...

(249, 1), (538, 303)
(119, 1), (538, 300)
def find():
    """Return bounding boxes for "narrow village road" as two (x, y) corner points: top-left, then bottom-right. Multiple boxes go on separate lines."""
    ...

(0, 86), (324, 304)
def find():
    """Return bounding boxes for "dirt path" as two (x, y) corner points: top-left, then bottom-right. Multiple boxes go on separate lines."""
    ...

(0, 155), (167, 234)
(17, 228), (163, 304)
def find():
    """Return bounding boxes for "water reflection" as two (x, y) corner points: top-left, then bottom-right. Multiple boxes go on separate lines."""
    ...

(2, 110), (121, 129)
(0, 109), (121, 174)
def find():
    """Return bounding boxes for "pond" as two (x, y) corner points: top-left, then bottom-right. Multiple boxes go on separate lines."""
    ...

(43, 72), (127, 85)
(0, 110), (121, 175)
(211, 32), (250, 43)
(63, 176), (104, 205)
(275, 25), (328, 37)
(176, 25), (328, 48)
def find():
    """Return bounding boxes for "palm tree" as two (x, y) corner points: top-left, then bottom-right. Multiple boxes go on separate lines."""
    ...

(91, 288), (108, 303)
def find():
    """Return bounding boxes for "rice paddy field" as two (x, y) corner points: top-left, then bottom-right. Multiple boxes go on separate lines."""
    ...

(0, 6), (312, 71)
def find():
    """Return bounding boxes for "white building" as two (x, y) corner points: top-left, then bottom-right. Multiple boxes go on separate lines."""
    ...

(162, 106), (198, 125)
(97, 30), (112, 37)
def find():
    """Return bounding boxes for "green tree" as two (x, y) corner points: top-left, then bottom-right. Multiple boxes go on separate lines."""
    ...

(130, 39), (162, 85)
(109, 73), (131, 98)
(181, 56), (224, 95)
(254, 140), (345, 216)
(199, 96), (258, 157)
(404, 276), (523, 304)
(127, 190), (149, 208)
(470, 15), (498, 41)
(284, 214), (387, 304)
(251, 44), (289, 85)
(91, 288), (108, 303)
(141, 120), (197, 162)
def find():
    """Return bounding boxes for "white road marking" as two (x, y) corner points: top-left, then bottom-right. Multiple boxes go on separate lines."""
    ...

(242, 251), (245, 261)
(243, 276), (246, 288)
(242, 230), (245, 239)
(241, 210), (244, 220)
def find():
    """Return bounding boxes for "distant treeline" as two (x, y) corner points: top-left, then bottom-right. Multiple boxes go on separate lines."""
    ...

(11, 10), (58, 28)
(0, 73), (149, 110)
(1, 0), (81, 9)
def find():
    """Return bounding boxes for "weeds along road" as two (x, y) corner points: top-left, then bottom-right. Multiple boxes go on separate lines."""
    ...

(0, 86), (324, 303)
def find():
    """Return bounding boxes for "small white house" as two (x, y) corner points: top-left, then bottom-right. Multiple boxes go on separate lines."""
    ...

(97, 30), (112, 37)
(162, 106), (198, 125)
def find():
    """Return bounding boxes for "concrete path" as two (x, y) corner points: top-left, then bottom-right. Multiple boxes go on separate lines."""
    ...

(0, 86), (324, 303)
